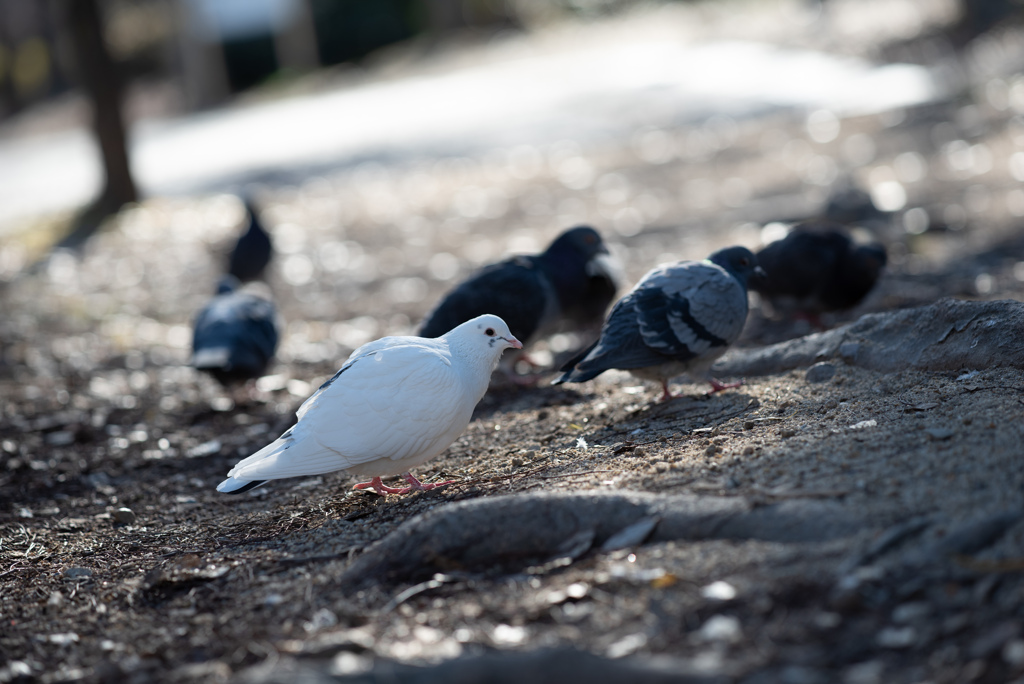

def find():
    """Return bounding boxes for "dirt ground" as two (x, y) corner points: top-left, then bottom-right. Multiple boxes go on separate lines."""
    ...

(4, 3), (1024, 683)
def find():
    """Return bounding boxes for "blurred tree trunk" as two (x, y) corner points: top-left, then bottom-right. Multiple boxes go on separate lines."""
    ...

(274, 0), (320, 73)
(61, 0), (136, 244)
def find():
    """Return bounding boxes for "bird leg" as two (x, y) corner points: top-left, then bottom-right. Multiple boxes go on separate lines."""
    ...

(352, 473), (454, 496)
(502, 367), (543, 387)
(793, 311), (827, 331)
(658, 380), (678, 402)
(707, 378), (743, 394)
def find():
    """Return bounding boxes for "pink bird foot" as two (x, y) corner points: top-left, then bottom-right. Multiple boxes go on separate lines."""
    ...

(658, 380), (678, 402)
(707, 378), (742, 394)
(352, 473), (455, 496)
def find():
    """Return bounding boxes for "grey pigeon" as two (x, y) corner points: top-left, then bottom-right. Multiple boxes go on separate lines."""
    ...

(191, 275), (279, 386)
(227, 197), (273, 283)
(217, 315), (521, 496)
(554, 246), (762, 401)
(752, 220), (887, 328)
(418, 226), (618, 374)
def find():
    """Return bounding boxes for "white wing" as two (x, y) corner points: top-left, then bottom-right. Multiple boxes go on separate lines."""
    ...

(295, 334), (428, 420)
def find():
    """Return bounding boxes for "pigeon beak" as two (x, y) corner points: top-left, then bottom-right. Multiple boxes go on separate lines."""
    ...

(507, 336), (523, 350)
(586, 252), (619, 279)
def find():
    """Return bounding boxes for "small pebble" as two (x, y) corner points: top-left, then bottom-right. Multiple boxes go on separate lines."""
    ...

(63, 567), (92, 579)
(892, 602), (930, 623)
(705, 445), (719, 456)
(805, 362), (836, 384)
(924, 427), (954, 441)
(45, 430), (75, 446)
(839, 342), (861, 361)
(1003, 639), (1024, 667)
(698, 615), (742, 643)
(814, 612), (841, 629)
(779, 428), (796, 438)
(742, 445), (755, 455)
(701, 581), (737, 601)
(743, 421), (755, 430)
(112, 507), (136, 525)
(877, 626), (916, 649)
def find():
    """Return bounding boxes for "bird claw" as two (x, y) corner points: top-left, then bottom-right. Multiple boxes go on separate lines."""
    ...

(352, 474), (455, 496)
(658, 385), (679, 402)
(707, 378), (743, 394)
(793, 311), (827, 331)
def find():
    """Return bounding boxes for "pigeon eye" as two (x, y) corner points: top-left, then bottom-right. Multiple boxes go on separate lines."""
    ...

(739, 257), (750, 266)
(485, 327), (495, 336)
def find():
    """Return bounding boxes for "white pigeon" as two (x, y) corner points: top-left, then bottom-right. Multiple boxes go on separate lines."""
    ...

(216, 314), (522, 496)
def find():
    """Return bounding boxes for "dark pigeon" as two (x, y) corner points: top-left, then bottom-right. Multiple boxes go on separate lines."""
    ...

(227, 198), (273, 283)
(191, 276), (279, 386)
(752, 220), (887, 327)
(418, 226), (618, 365)
(554, 246), (761, 401)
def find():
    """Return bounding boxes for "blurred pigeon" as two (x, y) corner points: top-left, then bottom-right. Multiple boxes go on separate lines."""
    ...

(227, 197), (273, 282)
(418, 226), (618, 374)
(822, 183), (889, 227)
(752, 220), (887, 328)
(192, 275), (279, 386)
(554, 247), (761, 401)
(217, 315), (522, 496)
(768, 180), (890, 230)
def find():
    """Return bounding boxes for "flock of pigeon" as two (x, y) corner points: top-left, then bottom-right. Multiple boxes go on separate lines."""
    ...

(191, 198), (886, 497)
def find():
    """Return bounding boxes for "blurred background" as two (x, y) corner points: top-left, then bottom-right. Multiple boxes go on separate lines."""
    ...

(2, 0), (1024, 404)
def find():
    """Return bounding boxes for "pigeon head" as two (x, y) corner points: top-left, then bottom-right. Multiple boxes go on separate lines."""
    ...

(707, 246), (763, 289)
(854, 243), (887, 273)
(216, 274), (241, 295)
(540, 226), (618, 310)
(544, 225), (610, 261)
(450, 314), (523, 353)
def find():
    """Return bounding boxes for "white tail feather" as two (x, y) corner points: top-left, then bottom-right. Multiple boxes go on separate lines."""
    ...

(228, 434), (354, 481)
